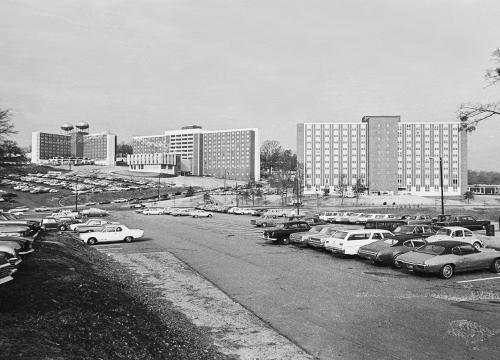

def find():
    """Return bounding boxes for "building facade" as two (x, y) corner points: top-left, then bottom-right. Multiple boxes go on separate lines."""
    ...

(129, 126), (260, 181)
(297, 116), (467, 196)
(202, 128), (259, 181)
(31, 126), (116, 166)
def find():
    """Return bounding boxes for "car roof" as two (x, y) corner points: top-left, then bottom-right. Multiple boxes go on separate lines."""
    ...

(426, 240), (471, 248)
(439, 226), (471, 231)
(336, 229), (392, 234)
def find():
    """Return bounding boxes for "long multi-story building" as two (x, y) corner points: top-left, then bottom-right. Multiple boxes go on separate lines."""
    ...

(297, 116), (467, 196)
(129, 126), (259, 181)
(31, 123), (116, 166)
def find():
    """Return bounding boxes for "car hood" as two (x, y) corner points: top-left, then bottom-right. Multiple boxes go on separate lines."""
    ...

(396, 251), (435, 264)
(426, 235), (453, 242)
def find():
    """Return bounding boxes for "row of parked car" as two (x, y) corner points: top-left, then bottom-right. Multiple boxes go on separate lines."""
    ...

(260, 217), (500, 279)
(0, 210), (40, 286)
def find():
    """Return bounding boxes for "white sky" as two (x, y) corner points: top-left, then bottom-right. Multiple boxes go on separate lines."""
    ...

(1, 0), (499, 170)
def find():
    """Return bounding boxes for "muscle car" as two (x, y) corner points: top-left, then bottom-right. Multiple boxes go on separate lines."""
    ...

(394, 240), (500, 279)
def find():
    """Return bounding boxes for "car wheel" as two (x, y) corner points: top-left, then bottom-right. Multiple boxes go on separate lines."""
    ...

(490, 258), (500, 273)
(473, 241), (482, 249)
(58, 225), (67, 231)
(440, 264), (454, 279)
(371, 259), (384, 267)
(87, 238), (97, 245)
(281, 237), (290, 245)
(124, 236), (133, 243)
(208, 214), (212, 217)
(193, 215), (198, 218)
(262, 223), (267, 227)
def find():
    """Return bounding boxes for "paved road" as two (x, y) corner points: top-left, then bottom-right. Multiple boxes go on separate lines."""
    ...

(108, 210), (500, 359)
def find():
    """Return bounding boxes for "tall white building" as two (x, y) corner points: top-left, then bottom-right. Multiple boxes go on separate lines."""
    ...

(297, 116), (467, 196)
(130, 126), (260, 181)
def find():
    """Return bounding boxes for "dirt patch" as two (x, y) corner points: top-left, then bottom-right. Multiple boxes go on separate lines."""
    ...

(0, 232), (230, 360)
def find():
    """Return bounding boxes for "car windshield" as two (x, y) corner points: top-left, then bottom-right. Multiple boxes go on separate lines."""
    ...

(384, 239), (398, 245)
(324, 228), (337, 235)
(436, 229), (452, 236)
(416, 244), (445, 255)
(332, 231), (348, 239)
(393, 226), (413, 234)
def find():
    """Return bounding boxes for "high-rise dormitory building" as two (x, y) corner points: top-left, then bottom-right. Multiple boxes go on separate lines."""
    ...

(128, 126), (260, 182)
(297, 116), (467, 196)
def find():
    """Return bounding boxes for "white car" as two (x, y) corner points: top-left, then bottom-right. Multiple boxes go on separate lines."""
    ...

(238, 208), (258, 215)
(8, 207), (29, 213)
(34, 206), (51, 212)
(190, 210), (213, 218)
(143, 208), (165, 215)
(69, 219), (120, 232)
(426, 226), (483, 249)
(79, 225), (144, 245)
(324, 229), (393, 256)
(113, 198), (128, 203)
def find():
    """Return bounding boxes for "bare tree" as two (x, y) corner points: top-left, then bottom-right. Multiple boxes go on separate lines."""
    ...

(0, 108), (17, 141)
(458, 49), (500, 131)
(260, 140), (283, 174)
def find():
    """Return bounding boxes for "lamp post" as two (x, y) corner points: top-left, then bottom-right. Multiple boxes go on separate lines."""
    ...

(428, 156), (444, 215)
(157, 172), (161, 202)
(75, 176), (78, 212)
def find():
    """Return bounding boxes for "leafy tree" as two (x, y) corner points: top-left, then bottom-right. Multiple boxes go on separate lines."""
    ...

(463, 191), (475, 204)
(203, 192), (212, 204)
(0, 108), (23, 162)
(0, 140), (25, 160)
(458, 48), (500, 131)
(468, 170), (500, 184)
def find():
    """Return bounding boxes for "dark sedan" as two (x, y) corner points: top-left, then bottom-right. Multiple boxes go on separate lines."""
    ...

(389, 225), (436, 241)
(263, 221), (311, 245)
(358, 238), (428, 266)
(0, 236), (34, 256)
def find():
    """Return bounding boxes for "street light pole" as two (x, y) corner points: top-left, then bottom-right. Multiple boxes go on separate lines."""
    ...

(428, 156), (444, 216)
(75, 176), (78, 212)
(157, 172), (161, 202)
(439, 156), (444, 216)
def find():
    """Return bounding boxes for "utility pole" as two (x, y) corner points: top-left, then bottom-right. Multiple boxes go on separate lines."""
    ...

(439, 156), (444, 216)
(157, 172), (161, 202)
(75, 176), (78, 212)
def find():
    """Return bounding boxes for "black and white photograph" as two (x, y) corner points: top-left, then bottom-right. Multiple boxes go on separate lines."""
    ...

(1, 0), (500, 359)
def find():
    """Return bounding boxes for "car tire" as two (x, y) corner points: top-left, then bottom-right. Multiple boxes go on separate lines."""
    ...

(58, 225), (67, 231)
(87, 238), (97, 245)
(490, 258), (500, 273)
(473, 242), (482, 249)
(262, 223), (267, 227)
(208, 214), (212, 217)
(193, 215), (198, 218)
(440, 264), (454, 279)
(124, 236), (133, 243)
(281, 237), (290, 245)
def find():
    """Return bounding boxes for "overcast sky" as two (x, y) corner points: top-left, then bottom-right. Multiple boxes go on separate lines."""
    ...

(1, 0), (499, 170)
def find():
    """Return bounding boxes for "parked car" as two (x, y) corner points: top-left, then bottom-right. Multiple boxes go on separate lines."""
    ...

(130, 203), (146, 209)
(98, 200), (111, 205)
(113, 198), (128, 203)
(388, 224), (437, 241)
(426, 227), (483, 249)
(69, 219), (120, 233)
(0, 243), (22, 272)
(41, 217), (81, 231)
(307, 227), (341, 248)
(289, 224), (331, 246)
(143, 208), (166, 215)
(324, 229), (393, 256)
(358, 238), (428, 266)
(432, 215), (491, 231)
(262, 221), (311, 245)
(34, 206), (51, 212)
(190, 210), (213, 218)
(400, 214), (433, 225)
(79, 225), (145, 245)
(0, 224), (34, 238)
(395, 241), (500, 279)
(365, 219), (408, 232)
(170, 208), (192, 216)
(0, 253), (14, 285)
(238, 208), (259, 216)
(81, 208), (108, 217)
(84, 202), (97, 206)
(0, 236), (34, 256)
(301, 217), (328, 226)
(253, 215), (301, 228)
(318, 211), (343, 223)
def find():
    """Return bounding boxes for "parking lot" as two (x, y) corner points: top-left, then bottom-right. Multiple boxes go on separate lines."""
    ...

(102, 210), (500, 359)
